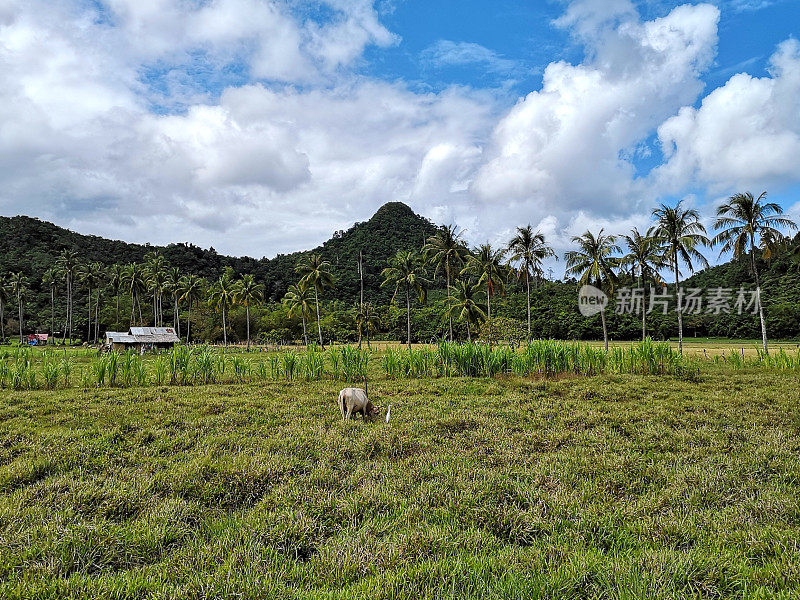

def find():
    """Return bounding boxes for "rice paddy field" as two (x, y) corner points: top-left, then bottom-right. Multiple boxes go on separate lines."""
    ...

(1, 341), (799, 598)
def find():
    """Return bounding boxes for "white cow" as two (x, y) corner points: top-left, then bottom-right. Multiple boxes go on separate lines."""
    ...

(338, 385), (380, 420)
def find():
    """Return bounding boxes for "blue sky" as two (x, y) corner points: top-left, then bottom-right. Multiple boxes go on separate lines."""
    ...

(0, 0), (799, 266)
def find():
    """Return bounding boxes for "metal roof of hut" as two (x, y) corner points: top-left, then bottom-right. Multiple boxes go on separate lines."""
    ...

(129, 327), (180, 343)
(106, 331), (138, 344)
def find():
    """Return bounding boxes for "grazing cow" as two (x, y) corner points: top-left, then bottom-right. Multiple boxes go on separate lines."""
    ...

(338, 379), (380, 420)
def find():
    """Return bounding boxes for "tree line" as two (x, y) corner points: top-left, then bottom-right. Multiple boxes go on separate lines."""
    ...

(1, 192), (798, 353)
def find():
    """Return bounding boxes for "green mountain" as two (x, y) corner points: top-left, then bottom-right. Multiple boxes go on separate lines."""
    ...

(0, 202), (440, 333)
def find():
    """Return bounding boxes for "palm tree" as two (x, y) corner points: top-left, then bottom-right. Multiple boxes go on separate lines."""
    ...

(92, 263), (107, 344)
(56, 250), (79, 344)
(164, 267), (182, 338)
(179, 275), (204, 344)
(123, 263), (147, 325)
(108, 264), (125, 330)
(621, 227), (666, 341)
(145, 253), (168, 327)
(0, 277), (8, 344)
(653, 202), (710, 355)
(446, 279), (486, 342)
(234, 274), (263, 349)
(295, 254), (334, 349)
(462, 244), (506, 344)
(423, 225), (469, 341)
(356, 302), (380, 349)
(209, 271), (236, 346)
(381, 250), (428, 350)
(42, 269), (58, 343)
(713, 191), (797, 354)
(9, 273), (26, 344)
(564, 230), (621, 351)
(506, 226), (556, 337)
(79, 262), (104, 343)
(282, 282), (314, 346)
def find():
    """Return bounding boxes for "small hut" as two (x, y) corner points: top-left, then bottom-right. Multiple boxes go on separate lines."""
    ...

(104, 327), (179, 352)
(26, 334), (49, 346)
(129, 327), (180, 351)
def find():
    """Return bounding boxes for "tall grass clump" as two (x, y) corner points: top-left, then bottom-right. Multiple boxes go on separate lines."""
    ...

(300, 346), (324, 381)
(339, 346), (370, 381)
(231, 355), (251, 383)
(169, 345), (193, 385)
(282, 351), (299, 381)
(194, 347), (217, 385)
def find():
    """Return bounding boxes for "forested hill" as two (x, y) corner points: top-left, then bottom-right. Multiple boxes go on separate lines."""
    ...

(0, 202), (440, 308)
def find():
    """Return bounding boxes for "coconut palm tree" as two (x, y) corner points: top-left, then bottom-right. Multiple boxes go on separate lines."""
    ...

(713, 191), (797, 354)
(79, 262), (104, 343)
(295, 254), (334, 349)
(506, 226), (556, 338)
(446, 279), (486, 342)
(145, 254), (168, 327)
(164, 267), (182, 338)
(9, 273), (26, 344)
(356, 302), (380, 349)
(179, 275), (204, 344)
(93, 263), (107, 344)
(621, 227), (666, 341)
(462, 244), (506, 344)
(283, 281), (314, 346)
(209, 271), (236, 346)
(56, 250), (79, 344)
(423, 225), (469, 341)
(123, 263), (147, 326)
(381, 250), (429, 350)
(234, 274), (263, 349)
(564, 230), (621, 351)
(42, 268), (58, 343)
(652, 202), (710, 355)
(108, 264), (124, 331)
(0, 277), (8, 344)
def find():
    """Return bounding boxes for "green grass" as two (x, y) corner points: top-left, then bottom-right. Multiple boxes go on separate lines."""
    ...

(1, 366), (799, 598)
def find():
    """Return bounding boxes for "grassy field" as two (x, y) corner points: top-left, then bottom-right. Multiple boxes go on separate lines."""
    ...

(1, 360), (799, 598)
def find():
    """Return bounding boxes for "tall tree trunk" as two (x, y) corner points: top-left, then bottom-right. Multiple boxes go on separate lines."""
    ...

(447, 268), (452, 341)
(130, 291), (135, 325)
(186, 304), (191, 344)
(222, 306), (227, 346)
(642, 288), (647, 342)
(68, 276), (73, 344)
(0, 298), (5, 343)
(601, 304), (608, 351)
(116, 291), (120, 330)
(174, 296), (180, 339)
(314, 288), (324, 349)
(50, 290), (55, 343)
(302, 313), (308, 347)
(639, 272), (646, 342)
(17, 291), (23, 344)
(525, 269), (531, 338)
(674, 254), (683, 356)
(406, 286), (412, 351)
(751, 235), (768, 355)
(246, 305), (251, 350)
(96, 289), (101, 343)
(467, 318), (471, 343)
(486, 282), (492, 347)
(86, 284), (92, 343)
